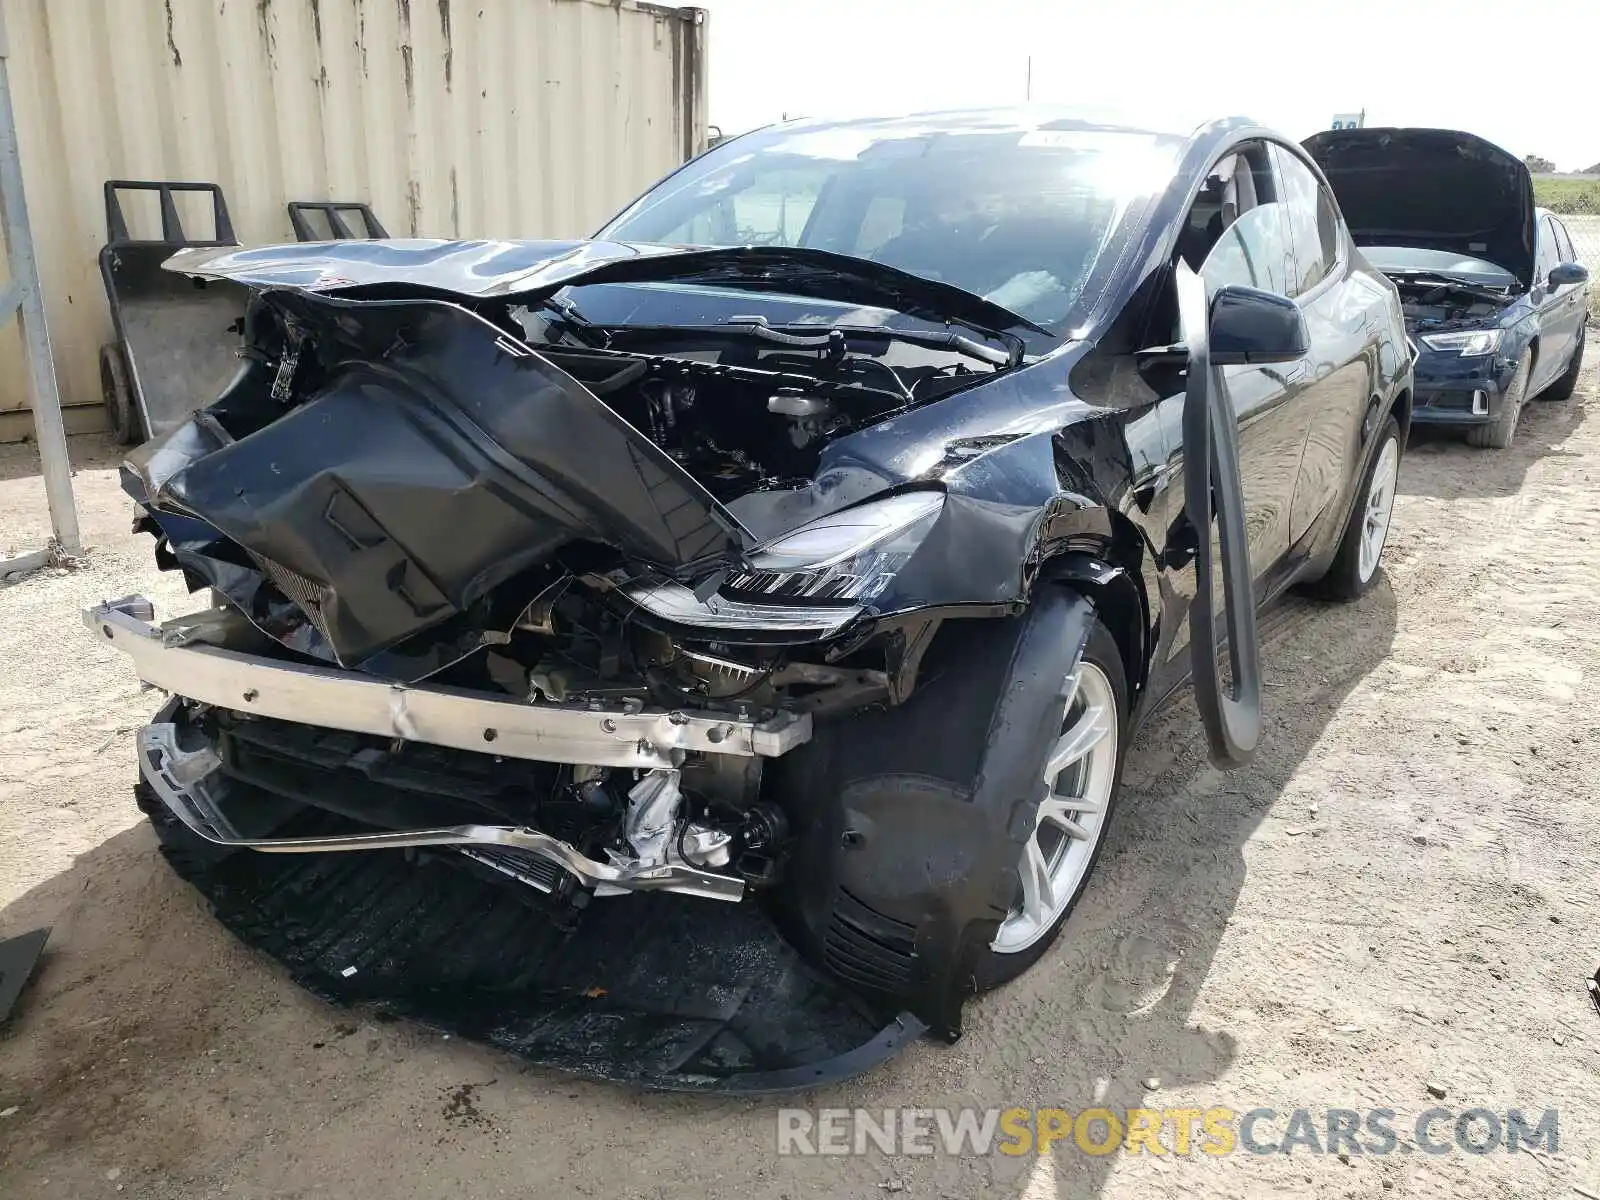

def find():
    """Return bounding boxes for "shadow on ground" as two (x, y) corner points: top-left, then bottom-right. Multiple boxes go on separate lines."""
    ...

(1399, 387), (1588, 500)
(0, 435), (124, 486)
(952, 577), (1399, 1197)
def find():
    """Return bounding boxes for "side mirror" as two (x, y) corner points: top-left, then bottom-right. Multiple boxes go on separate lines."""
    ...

(1208, 285), (1309, 365)
(1548, 262), (1589, 288)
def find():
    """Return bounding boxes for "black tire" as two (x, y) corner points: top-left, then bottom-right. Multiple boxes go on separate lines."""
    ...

(971, 608), (1129, 989)
(100, 343), (142, 445)
(1539, 327), (1585, 402)
(1466, 352), (1531, 449)
(1304, 416), (1401, 602)
(768, 590), (1133, 1017)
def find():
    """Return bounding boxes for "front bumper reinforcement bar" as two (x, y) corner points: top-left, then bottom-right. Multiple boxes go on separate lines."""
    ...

(85, 595), (811, 771)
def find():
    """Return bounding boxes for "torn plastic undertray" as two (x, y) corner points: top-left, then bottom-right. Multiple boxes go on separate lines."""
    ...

(140, 790), (923, 1093)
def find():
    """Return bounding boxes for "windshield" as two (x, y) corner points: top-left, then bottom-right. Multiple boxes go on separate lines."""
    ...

(597, 118), (1175, 330)
(1364, 246), (1517, 288)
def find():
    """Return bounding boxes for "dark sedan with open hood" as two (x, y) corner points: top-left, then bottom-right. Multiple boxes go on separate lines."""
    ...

(90, 109), (1412, 1091)
(1306, 127), (1591, 449)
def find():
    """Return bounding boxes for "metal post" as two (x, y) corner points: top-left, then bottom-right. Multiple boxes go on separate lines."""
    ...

(0, 2), (82, 570)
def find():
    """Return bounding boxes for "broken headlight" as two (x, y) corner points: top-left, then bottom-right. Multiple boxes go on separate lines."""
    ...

(1420, 328), (1502, 356)
(723, 491), (945, 604)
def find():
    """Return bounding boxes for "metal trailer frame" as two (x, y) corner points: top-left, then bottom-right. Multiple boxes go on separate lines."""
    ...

(97, 179), (245, 444)
(286, 201), (388, 241)
(0, 3), (80, 575)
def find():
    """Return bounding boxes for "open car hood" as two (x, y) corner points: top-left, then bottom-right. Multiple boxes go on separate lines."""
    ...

(164, 238), (1046, 339)
(1303, 127), (1536, 288)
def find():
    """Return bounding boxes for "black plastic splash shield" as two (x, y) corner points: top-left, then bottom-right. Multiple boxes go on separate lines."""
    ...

(136, 787), (922, 1093)
(0, 927), (50, 1024)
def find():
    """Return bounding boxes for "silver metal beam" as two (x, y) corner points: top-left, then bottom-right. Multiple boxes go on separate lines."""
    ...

(138, 721), (746, 903)
(0, 4), (81, 555)
(86, 596), (813, 770)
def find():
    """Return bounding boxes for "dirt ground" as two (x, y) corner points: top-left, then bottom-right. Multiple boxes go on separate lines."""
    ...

(2, 362), (1598, 1199)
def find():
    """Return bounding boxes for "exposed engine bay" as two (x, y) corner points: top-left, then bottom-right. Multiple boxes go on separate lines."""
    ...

(119, 277), (1017, 918)
(512, 305), (1006, 502)
(1392, 277), (1510, 334)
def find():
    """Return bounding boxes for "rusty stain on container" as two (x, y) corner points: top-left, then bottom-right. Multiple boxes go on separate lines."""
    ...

(164, 0), (183, 66)
(437, 0), (452, 89)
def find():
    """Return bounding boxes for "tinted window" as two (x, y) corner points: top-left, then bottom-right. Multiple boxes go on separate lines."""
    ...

(1200, 203), (1295, 295)
(601, 123), (1177, 328)
(1552, 217), (1575, 265)
(1271, 145), (1341, 296)
(1536, 217), (1562, 282)
(1182, 149), (1293, 296)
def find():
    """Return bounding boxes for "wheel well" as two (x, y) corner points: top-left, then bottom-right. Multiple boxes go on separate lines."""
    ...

(1387, 386), (1411, 444)
(1075, 574), (1145, 698)
(1037, 548), (1148, 701)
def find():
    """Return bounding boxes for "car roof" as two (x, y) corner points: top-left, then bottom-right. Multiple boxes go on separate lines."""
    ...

(746, 106), (1252, 153)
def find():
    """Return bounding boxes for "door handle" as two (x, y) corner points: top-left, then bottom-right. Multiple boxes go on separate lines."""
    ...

(1280, 363), (1307, 384)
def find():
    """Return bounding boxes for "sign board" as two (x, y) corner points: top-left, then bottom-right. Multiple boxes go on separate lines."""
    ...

(1331, 112), (1366, 130)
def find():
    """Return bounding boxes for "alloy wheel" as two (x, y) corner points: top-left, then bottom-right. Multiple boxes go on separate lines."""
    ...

(1357, 436), (1399, 583)
(990, 662), (1119, 954)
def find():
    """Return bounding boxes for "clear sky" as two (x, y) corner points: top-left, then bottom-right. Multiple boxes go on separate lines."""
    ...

(700, 0), (1600, 171)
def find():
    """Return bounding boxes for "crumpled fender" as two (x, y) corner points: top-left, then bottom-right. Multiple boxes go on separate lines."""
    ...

(768, 589), (1098, 1037)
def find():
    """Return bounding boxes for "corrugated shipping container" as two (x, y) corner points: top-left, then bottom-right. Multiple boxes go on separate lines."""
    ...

(0, 0), (707, 441)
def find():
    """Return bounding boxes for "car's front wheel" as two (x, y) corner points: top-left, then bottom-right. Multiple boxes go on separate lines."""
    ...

(1466, 352), (1531, 449)
(974, 613), (1128, 988)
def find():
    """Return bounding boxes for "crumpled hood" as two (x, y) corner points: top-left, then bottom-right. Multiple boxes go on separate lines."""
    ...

(165, 238), (697, 297)
(164, 238), (1044, 337)
(127, 289), (753, 677)
(1303, 127), (1536, 288)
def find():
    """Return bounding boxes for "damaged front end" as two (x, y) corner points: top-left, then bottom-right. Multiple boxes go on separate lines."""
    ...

(97, 243), (1085, 1089)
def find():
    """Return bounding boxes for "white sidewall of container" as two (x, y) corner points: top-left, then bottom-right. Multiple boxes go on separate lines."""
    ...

(0, 0), (707, 438)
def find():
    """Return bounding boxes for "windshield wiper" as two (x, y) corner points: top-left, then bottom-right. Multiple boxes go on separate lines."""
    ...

(531, 296), (611, 348)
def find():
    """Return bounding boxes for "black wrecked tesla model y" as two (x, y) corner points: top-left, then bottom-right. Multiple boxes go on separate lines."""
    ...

(92, 109), (1413, 1091)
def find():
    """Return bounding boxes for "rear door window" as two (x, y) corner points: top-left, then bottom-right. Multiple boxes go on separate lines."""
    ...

(1270, 145), (1342, 297)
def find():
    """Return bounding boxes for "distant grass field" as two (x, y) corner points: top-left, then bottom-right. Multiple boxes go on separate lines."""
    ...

(1534, 177), (1600, 215)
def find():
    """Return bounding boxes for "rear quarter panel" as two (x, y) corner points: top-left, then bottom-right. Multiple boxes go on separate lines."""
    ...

(1288, 252), (1408, 551)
